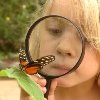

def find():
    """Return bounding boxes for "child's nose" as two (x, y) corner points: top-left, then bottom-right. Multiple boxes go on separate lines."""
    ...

(56, 40), (75, 57)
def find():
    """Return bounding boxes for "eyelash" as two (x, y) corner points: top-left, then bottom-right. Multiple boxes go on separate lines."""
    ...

(46, 28), (62, 36)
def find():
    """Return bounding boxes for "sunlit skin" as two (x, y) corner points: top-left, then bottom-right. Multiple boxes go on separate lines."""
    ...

(39, 17), (82, 76)
(38, 0), (100, 100)
(20, 0), (100, 100)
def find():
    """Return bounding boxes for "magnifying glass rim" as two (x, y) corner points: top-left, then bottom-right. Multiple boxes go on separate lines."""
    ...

(25, 15), (85, 79)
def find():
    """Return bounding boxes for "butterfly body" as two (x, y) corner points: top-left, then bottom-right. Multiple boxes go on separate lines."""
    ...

(19, 47), (55, 75)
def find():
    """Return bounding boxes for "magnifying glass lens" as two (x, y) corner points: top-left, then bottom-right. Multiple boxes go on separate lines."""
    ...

(26, 15), (84, 78)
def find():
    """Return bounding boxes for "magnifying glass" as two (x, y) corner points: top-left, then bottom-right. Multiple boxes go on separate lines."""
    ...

(25, 15), (85, 99)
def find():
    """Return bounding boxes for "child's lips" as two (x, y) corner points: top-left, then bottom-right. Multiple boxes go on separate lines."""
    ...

(53, 65), (71, 75)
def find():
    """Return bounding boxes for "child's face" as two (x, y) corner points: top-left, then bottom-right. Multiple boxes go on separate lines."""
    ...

(39, 0), (100, 87)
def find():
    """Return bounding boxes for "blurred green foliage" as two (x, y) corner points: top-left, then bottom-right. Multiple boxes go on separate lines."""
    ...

(0, 0), (46, 59)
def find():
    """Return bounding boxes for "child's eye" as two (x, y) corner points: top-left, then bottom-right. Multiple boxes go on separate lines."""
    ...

(46, 28), (62, 36)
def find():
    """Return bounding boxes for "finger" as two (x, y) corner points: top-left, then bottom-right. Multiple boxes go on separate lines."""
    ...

(30, 74), (47, 94)
(40, 86), (47, 94)
(34, 75), (46, 87)
(30, 74), (45, 85)
(29, 74), (39, 83)
(38, 78), (47, 93)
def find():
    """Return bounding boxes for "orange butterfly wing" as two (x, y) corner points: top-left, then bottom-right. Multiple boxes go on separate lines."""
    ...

(24, 62), (42, 75)
(19, 47), (28, 69)
(20, 60), (27, 66)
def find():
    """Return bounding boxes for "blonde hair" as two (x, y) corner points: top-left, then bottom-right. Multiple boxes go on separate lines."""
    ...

(29, 0), (100, 60)
(29, 0), (53, 60)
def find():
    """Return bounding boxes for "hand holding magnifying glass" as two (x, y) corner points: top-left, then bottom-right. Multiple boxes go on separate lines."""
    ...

(23, 15), (85, 99)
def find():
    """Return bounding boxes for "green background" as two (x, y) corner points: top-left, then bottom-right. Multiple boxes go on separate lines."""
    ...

(0, 0), (46, 60)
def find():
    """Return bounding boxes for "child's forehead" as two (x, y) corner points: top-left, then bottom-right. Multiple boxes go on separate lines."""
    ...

(50, 0), (82, 23)
(50, 0), (71, 16)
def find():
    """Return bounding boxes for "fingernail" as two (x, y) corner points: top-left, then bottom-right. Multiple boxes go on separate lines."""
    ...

(42, 87), (47, 93)
(40, 79), (46, 84)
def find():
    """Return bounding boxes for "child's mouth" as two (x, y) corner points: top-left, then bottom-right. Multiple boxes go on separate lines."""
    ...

(53, 65), (71, 75)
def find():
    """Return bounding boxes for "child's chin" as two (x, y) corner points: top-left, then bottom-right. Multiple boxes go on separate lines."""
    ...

(56, 78), (75, 87)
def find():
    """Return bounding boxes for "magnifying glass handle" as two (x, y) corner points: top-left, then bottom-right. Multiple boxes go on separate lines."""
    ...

(44, 78), (52, 99)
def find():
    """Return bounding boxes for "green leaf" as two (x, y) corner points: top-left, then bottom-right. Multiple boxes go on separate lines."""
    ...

(0, 67), (44, 100)
(0, 69), (8, 76)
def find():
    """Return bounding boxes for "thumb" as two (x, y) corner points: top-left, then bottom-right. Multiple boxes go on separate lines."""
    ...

(48, 79), (57, 100)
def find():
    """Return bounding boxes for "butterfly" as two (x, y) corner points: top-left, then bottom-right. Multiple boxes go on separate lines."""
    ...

(19, 47), (55, 75)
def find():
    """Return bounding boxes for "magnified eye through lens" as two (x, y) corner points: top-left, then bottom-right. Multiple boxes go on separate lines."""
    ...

(25, 15), (85, 78)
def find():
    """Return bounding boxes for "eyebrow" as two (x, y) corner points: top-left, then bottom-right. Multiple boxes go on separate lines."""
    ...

(47, 17), (64, 23)
(45, 17), (65, 28)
